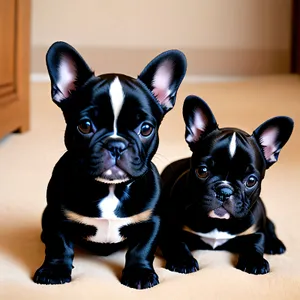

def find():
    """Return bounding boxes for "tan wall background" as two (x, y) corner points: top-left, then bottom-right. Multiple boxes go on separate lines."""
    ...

(31, 0), (292, 76)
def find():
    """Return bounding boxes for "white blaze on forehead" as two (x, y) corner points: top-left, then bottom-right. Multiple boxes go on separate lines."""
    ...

(229, 132), (237, 158)
(109, 77), (125, 137)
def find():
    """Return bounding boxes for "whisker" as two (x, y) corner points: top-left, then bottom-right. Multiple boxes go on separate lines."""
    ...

(153, 152), (171, 164)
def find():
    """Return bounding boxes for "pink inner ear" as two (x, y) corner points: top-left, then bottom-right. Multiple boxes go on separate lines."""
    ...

(260, 127), (279, 162)
(186, 109), (208, 143)
(54, 56), (77, 102)
(152, 60), (174, 108)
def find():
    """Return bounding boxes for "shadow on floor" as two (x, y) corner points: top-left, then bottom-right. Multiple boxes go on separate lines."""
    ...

(0, 223), (126, 281)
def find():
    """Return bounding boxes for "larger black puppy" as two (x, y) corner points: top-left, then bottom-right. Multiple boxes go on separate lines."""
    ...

(33, 42), (186, 289)
(159, 95), (293, 275)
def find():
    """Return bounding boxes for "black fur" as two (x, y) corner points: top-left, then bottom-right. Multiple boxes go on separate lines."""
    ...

(158, 95), (293, 275)
(33, 41), (186, 289)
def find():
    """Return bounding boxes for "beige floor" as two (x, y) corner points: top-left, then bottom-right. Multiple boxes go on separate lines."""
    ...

(0, 75), (300, 299)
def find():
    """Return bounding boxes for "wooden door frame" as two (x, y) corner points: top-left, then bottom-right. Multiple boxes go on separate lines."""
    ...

(291, 0), (300, 73)
(0, 0), (30, 138)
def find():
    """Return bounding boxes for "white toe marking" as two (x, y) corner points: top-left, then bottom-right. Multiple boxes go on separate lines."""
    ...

(109, 77), (125, 137)
(229, 132), (237, 158)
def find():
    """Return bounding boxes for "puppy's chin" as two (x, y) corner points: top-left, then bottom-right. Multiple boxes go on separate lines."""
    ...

(208, 207), (231, 220)
(95, 166), (131, 184)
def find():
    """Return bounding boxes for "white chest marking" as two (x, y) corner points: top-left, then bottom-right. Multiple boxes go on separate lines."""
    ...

(229, 132), (237, 158)
(64, 185), (152, 243)
(98, 185), (119, 218)
(183, 225), (257, 249)
(183, 226), (236, 249)
(109, 77), (124, 137)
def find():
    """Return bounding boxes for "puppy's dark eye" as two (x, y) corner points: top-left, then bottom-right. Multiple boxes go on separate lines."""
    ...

(78, 120), (92, 135)
(196, 166), (209, 179)
(246, 176), (257, 188)
(140, 123), (153, 137)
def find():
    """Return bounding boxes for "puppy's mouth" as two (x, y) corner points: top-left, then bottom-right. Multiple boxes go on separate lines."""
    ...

(95, 166), (130, 184)
(208, 207), (231, 220)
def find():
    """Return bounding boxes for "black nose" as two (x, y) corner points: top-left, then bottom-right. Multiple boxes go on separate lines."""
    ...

(105, 140), (128, 158)
(216, 185), (234, 201)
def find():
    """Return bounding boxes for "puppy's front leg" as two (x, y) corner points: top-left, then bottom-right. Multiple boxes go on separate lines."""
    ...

(121, 216), (160, 289)
(33, 205), (74, 284)
(224, 233), (270, 275)
(159, 229), (200, 274)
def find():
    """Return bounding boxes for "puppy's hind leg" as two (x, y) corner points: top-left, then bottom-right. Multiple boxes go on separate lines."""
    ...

(223, 233), (270, 275)
(263, 217), (286, 255)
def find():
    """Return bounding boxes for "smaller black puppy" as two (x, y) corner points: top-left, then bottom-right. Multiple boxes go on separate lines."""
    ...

(33, 42), (186, 289)
(159, 95), (293, 275)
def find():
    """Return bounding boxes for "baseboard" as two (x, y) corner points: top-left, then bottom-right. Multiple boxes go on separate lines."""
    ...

(31, 46), (291, 77)
(30, 73), (248, 84)
(30, 73), (49, 82)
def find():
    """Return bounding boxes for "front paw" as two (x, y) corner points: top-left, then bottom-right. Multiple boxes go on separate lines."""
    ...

(166, 256), (199, 274)
(264, 237), (286, 255)
(33, 264), (72, 285)
(121, 268), (159, 289)
(236, 254), (270, 275)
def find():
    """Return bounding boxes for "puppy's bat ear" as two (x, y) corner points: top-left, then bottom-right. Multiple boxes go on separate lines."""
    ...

(138, 50), (187, 113)
(253, 116), (294, 168)
(183, 95), (218, 147)
(46, 41), (94, 105)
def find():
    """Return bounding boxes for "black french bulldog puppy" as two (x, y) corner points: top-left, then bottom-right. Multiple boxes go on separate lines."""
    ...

(33, 41), (186, 289)
(158, 95), (293, 275)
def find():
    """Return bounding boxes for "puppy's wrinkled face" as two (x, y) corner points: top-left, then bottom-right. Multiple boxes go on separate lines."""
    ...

(64, 75), (163, 182)
(189, 128), (264, 218)
(46, 42), (186, 183)
(183, 95), (293, 219)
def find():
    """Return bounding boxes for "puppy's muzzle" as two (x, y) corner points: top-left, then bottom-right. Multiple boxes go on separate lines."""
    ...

(104, 138), (129, 159)
(208, 183), (234, 219)
(215, 184), (234, 202)
(95, 137), (131, 184)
